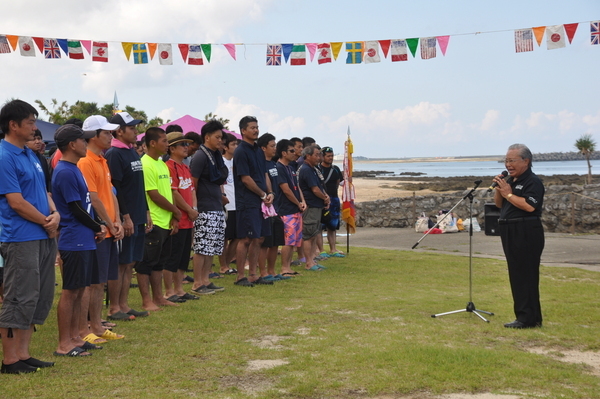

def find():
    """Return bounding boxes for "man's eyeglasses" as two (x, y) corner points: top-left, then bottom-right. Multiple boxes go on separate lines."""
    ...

(503, 158), (523, 164)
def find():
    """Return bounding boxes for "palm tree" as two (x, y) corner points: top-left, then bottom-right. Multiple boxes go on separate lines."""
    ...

(35, 99), (70, 124)
(204, 112), (230, 130)
(575, 133), (596, 184)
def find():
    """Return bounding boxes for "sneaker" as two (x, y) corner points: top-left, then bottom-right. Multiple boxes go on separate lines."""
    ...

(252, 277), (274, 285)
(234, 277), (255, 287)
(206, 282), (225, 292)
(1, 360), (39, 374)
(192, 285), (216, 295)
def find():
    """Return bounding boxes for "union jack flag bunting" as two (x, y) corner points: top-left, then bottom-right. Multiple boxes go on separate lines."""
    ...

(515, 29), (534, 53)
(591, 21), (600, 45)
(0, 35), (11, 54)
(266, 44), (282, 66)
(43, 38), (61, 59)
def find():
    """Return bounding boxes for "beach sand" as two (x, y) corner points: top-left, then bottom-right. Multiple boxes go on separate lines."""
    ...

(352, 177), (434, 202)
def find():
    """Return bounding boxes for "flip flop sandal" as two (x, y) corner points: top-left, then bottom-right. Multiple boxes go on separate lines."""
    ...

(82, 333), (108, 344)
(79, 342), (103, 350)
(54, 347), (92, 357)
(107, 311), (135, 321)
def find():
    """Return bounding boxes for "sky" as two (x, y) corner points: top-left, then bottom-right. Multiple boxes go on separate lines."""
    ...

(1, 0), (598, 158)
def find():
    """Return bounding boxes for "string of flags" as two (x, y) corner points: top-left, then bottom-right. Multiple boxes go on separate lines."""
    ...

(0, 20), (597, 66)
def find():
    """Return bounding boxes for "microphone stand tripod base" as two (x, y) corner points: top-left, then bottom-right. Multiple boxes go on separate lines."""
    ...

(431, 301), (494, 323)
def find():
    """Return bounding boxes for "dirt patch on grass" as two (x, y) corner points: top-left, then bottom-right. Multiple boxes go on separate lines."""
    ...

(219, 374), (277, 395)
(247, 359), (289, 371)
(247, 335), (289, 350)
(527, 347), (600, 376)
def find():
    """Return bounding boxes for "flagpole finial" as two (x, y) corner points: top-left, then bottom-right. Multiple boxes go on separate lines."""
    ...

(113, 91), (119, 111)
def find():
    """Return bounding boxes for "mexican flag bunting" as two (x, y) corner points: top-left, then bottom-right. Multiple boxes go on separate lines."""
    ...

(378, 40), (391, 58)
(68, 40), (85, 59)
(420, 37), (436, 59)
(306, 43), (317, 61)
(317, 43), (332, 64)
(391, 39), (408, 61)
(122, 42), (133, 61)
(81, 40), (92, 54)
(406, 38), (419, 58)
(147, 43), (157, 60)
(290, 43), (306, 65)
(224, 43), (236, 60)
(364, 41), (380, 63)
(345, 41), (363, 64)
(6, 35), (19, 51)
(92, 41), (108, 62)
(532, 26), (545, 46)
(546, 25), (566, 50)
(132, 43), (148, 64)
(157, 43), (173, 65)
(563, 23), (578, 44)
(282, 43), (293, 63)
(188, 44), (203, 65)
(437, 35), (450, 56)
(201, 44), (211, 62)
(330, 42), (343, 60)
(178, 43), (189, 62)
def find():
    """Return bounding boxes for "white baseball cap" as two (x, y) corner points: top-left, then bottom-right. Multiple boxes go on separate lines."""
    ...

(83, 115), (120, 132)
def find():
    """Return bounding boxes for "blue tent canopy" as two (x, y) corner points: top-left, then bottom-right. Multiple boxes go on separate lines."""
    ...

(36, 120), (60, 142)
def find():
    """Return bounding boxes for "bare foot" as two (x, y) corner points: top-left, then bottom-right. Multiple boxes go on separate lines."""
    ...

(156, 299), (179, 307)
(142, 303), (161, 312)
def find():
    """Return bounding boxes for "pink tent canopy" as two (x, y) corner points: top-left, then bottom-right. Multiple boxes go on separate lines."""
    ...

(137, 114), (241, 141)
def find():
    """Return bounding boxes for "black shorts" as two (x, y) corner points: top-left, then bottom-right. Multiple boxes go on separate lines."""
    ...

(61, 250), (95, 290)
(236, 208), (271, 239)
(225, 210), (237, 240)
(164, 228), (192, 273)
(261, 217), (285, 248)
(94, 239), (119, 284)
(135, 226), (171, 275)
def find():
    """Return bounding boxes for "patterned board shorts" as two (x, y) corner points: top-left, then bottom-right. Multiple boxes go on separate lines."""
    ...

(281, 213), (303, 247)
(193, 211), (226, 256)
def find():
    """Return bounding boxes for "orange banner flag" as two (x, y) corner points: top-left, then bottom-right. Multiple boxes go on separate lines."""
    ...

(6, 35), (19, 50)
(532, 26), (545, 46)
(147, 43), (157, 60)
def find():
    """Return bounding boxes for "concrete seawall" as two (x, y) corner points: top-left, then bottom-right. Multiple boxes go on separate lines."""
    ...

(354, 184), (600, 234)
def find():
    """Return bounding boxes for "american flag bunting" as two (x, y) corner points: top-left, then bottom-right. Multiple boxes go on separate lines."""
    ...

(515, 29), (534, 53)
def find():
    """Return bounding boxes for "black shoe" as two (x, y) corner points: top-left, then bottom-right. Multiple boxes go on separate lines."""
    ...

(206, 282), (225, 292)
(21, 357), (55, 368)
(1, 360), (39, 374)
(180, 293), (200, 300)
(252, 277), (274, 285)
(234, 277), (254, 287)
(504, 320), (540, 329)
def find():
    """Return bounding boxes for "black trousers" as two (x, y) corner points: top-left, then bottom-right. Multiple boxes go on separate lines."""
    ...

(499, 218), (544, 326)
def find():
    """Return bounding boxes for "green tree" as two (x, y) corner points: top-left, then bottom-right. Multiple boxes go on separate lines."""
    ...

(575, 133), (596, 184)
(204, 112), (230, 130)
(147, 117), (164, 128)
(35, 98), (70, 124)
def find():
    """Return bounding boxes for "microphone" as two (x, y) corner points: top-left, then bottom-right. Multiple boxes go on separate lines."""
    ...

(487, 170), (508, 192)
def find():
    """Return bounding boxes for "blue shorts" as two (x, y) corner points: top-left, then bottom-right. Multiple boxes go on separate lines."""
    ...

(323, 197), (341, 231)
(236, 207), (271, 239)
(94, 239), (119, 284)
(61, 250), (95, 290)
(119, 223), (146, 264)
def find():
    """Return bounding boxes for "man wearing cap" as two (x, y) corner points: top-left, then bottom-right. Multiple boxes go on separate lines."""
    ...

(105, 112), (149, 320)
(52, 124), (107, 356)
(163, 132), (199, 302)
(137, 127), (181, 311)
(78, 116), (125, 338)
(0, 100), (59, 374)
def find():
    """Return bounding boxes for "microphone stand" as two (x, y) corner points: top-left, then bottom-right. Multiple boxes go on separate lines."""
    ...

(412, 180), (494, 323)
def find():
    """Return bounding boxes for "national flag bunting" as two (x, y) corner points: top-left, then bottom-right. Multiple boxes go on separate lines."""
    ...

(591, 21), (600, 45)
(188, 44), (203, 65)
(132, 43), (148, 64)
(266, 44), (282, 66)
(43, 38), (61, 59)
(0, 35), (11, 54)
(157, 43), (173, 65)
(390, 39), (408, 62)
(18, 36), (35, 57)
(420, 37), (436, 59)
(92, 41), (108, 62)
(290, 43), (306, 65)
(317, 43), (332, 64)
(364, 41), (380, 64)
(515, 29), (534, 53)
(345, 41), (363, 64)
(546, 25), (566, 50)
(68, 40), (84, 59)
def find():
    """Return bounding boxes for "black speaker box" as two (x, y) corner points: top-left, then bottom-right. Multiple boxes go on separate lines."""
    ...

(484, 203), (501, 236)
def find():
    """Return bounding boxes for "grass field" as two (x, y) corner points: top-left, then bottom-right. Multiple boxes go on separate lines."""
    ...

(2, 248), (599, 399)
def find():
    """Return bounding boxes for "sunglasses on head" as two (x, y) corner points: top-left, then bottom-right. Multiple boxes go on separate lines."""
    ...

(322, 146), (333, 153)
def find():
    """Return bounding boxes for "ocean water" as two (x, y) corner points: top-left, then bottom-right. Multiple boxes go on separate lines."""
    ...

(344, 159), (600, 178)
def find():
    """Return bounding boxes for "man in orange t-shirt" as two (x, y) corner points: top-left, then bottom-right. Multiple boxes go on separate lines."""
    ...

(78, 116), (127, 334)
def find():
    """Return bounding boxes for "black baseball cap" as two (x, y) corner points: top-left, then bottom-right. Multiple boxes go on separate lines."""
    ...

(54, 124), (96, 148)
(110, 112), (144, 126)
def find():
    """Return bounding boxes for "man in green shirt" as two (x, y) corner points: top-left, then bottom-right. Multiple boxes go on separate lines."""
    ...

(136, 127), (181, 312)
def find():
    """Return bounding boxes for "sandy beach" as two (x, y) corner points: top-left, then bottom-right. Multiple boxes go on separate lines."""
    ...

(352, 177), (434, 202)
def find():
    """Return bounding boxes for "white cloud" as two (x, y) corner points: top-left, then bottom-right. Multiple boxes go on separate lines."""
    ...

(480, 109), (499, 130)
(157, 107), (178, 123)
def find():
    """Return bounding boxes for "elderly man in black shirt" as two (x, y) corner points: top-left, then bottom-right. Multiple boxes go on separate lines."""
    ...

(492, 143), (544, 329)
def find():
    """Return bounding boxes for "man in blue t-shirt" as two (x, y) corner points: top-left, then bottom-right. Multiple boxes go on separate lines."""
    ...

(52, 124), (108, 356)
(298, 145), (330, 272)
(232, 116), (274, 287)
(0, 100), (60, 374)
